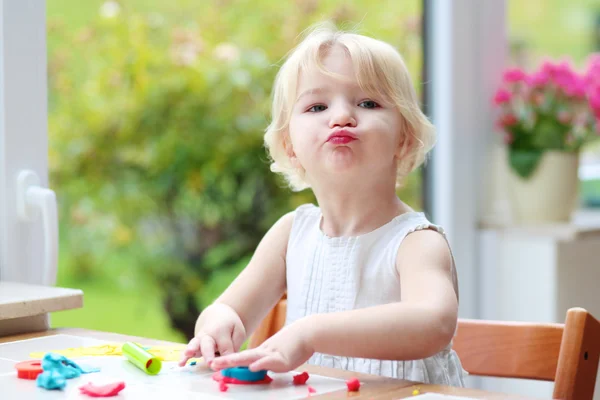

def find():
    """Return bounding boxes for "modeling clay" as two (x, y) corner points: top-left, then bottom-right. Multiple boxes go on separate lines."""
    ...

(308, 385), (316, 394)
(221, 366), (268, 382)
(412, 387), (421, 395)
(37, 369), (67, 390)
(346, 377), (360, 391)
(36, 353), (99, 390)
(30, 344), (185, 362)
(218, 380), (229, 392)
(293, 371), (310, 385)
(15, 360), (43, 380)
(212, 371), (273, 385)
(190, 361), (197, 366)
(79, 381), (126, 397)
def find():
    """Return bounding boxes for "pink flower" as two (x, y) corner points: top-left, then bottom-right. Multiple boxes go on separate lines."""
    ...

(557, 110), (572, 124)
(493, 88), (512, 105)
(503, 68), (526, 83)
(565, 80), (587, 98)
(526, 72), (550, 87)
(531, 92), (545, 106)
(589, 89), (600, 115)
(499, 113), (518, 127)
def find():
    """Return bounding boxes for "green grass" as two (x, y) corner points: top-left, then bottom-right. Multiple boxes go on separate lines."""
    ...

(51, 280), (186, 343)
(51, 237), (187, 342)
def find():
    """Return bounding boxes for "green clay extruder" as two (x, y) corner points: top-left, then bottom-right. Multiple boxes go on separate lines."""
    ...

(122, 342), (162, 375)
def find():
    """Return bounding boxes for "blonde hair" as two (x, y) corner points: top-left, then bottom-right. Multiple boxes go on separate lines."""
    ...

(264, 22), (435, 191)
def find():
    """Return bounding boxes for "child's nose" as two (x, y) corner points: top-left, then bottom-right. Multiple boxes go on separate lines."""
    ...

(328, 105), (356, 128)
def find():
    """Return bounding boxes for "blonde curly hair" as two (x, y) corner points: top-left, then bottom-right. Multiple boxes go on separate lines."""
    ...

(264, 22), (435, 191)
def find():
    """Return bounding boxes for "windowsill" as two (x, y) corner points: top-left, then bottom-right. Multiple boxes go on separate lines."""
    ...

(478, 208), (600, 241)
(0, 281), (83, 321)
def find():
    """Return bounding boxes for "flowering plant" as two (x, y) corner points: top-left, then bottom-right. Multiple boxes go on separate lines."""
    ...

(493, 55), (600, 178)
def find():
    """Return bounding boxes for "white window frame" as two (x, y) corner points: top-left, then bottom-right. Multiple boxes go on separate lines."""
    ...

(0, 0), (58, 286)
(426, 0), (507, 319)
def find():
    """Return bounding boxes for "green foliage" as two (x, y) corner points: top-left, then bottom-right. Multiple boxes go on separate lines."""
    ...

(48, 1), (423, 339)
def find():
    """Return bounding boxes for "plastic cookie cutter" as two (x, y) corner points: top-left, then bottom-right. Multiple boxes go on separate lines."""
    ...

(122, 342), (162, 375)
(15, 360), (43, 380)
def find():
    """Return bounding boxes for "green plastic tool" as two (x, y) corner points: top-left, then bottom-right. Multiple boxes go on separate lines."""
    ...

(122, 342), (162, 375)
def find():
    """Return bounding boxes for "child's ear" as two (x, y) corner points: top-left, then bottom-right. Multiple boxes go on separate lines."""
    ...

(395, 122), (415, 159)
(283, 135), (301, 169)
(395, 133), (411, 159)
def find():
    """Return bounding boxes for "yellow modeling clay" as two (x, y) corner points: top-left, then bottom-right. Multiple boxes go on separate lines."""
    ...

(30, 344), (187, 362)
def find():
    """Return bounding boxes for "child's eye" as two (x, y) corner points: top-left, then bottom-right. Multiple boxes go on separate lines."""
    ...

(358, 100), (380, 109)
(307, 104), (327, 112)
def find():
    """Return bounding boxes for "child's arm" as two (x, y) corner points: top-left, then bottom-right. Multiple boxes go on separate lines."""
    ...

(210, 229), (458, 372)
(306, 229), (458, 361)
(181, 211), (293, 365)
(212, 211), (294, 335)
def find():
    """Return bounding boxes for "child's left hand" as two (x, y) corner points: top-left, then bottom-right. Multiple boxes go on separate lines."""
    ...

(209, 318), (315, 373)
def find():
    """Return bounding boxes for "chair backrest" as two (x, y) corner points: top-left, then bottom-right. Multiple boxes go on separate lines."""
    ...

(249, 301), (600, 400)
(247, 294), (287, 349)
(454, 307), (600, 400)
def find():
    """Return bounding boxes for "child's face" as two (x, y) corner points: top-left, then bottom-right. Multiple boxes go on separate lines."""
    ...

(288, 45), (404, 188)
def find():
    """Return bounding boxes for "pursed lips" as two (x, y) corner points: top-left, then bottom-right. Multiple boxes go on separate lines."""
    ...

(327, 130), (357, 144)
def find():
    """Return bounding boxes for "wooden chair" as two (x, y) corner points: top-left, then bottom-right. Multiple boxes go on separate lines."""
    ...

(454, 307), (600, 400)
(247, 293), (287, 349)
(248, 299), (600, 400)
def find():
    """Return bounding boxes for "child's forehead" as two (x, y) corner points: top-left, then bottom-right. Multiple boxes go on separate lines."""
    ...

(295, 81), (362, 100)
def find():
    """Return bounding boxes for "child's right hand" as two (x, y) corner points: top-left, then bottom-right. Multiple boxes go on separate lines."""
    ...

(178, 303), (247, 367)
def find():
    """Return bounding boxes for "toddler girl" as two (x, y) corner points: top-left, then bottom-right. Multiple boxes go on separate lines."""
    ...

(179, 22), (465, 386)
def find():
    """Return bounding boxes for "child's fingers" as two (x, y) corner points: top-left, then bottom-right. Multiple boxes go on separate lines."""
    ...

(177, 356), (189, 367)
(249, 355), (284, 372)
(200, 335), (217, 363)
(178, 336), (203, 366)
(232, 325), (246, 352)
(211, 349), (266, 370)
(183, 336), (202, 356)
(215, 334), (234, 356)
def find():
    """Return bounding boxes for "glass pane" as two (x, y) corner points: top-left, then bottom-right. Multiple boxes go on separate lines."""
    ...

(47, 1), (424, 341)
(508, 0), (600, 208)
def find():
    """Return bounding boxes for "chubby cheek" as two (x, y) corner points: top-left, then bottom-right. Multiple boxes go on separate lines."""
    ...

(289, 119), (323, 157)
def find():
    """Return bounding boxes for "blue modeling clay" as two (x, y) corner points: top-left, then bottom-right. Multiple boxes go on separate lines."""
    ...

(190, 361), (197, 366)
(221, 366), (267, 382)
(36, 353), (99, 391)
(36, 369), (67, 390)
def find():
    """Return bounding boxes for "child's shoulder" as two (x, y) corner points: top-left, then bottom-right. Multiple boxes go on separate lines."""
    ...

(400, 212), (446, 236)
(291, 203), (321, 219)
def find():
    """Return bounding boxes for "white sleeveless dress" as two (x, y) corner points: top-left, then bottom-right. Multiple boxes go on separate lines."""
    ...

(284, 203), (466, 386)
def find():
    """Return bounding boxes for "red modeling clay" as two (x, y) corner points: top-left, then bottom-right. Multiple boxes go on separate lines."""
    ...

(293, 371), (310, 385)
(79, 381), (125, 397)
(219, 380), (228, 392)
(308, 385), (316, 394)
(212, 371), (273, 385)
(346, 377), (360, 391)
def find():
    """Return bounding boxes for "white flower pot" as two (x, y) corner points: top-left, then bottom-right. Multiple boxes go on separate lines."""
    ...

(507, 151), (579, 224)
